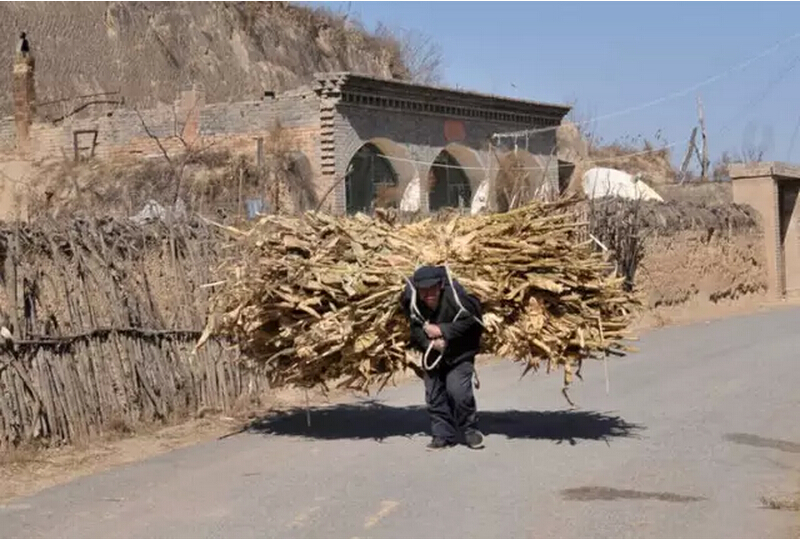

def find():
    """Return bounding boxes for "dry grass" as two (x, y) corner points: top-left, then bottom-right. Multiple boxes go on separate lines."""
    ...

(560, 121), (737, 209)
(0, 214), (258, 449)
(561, 131), (679, 199)
(588, 142), (676, 185)
(656, 182), (734, 206)
(562, 133), (741, 227)
(495, 152), (557, 211)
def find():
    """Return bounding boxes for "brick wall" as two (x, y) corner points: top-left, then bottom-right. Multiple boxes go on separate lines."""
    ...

(2, 91), (322, 166)
(330, 104), (559, 214)
(0, 90), (325, 221)
(198, 94), (322, 193)
(2, 84), (566, 218)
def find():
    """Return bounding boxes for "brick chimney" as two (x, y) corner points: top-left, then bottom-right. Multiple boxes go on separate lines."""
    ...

(13, 32), (36, 154)
(177, 85), (205, 146)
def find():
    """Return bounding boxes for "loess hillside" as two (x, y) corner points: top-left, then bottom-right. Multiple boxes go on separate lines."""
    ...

(0, 1), (409, 116)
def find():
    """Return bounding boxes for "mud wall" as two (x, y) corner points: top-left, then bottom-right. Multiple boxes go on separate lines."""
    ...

(586, 196), (767, 310)
(638, 228), (767, 308)
(634, 200), (767, 308)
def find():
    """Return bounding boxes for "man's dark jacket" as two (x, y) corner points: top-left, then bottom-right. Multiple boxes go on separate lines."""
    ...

(400, 270), (483, 367)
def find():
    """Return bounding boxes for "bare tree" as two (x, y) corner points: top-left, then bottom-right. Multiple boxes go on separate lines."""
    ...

(375, 22), (444, 85)
(740, 145), (765, 163)
(134, 102), (217, 206)
(711, 146), (765, 183)
(261, 121), (319, 214)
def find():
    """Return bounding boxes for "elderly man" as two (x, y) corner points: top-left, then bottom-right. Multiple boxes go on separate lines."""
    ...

(400, 265), (485, 450)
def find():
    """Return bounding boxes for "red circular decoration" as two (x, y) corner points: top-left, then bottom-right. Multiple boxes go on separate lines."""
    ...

(444, 120), (466, 143)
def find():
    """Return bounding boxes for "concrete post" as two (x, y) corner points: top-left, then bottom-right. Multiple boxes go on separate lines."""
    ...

(730, 162), (800, 299)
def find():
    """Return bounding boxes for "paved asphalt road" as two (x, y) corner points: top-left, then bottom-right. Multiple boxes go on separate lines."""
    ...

(2, 308), (800, 538)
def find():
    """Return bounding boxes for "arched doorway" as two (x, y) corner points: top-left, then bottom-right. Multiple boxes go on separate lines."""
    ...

(495, 150), (555, 212)
(344, 143), (400, 214)
(428, 150), (473, 211)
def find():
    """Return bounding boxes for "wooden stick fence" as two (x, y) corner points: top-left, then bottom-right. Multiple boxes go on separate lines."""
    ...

(0, 216), (265, 449)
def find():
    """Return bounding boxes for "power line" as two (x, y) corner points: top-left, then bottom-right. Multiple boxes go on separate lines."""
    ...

(492, 29), (800, 141)
(375, 140), (681, 172)
(787, 113), (800, 161)
(708, 51), (800, 164)
(378, 49), (800, 176)
(721, 53), (800, 137)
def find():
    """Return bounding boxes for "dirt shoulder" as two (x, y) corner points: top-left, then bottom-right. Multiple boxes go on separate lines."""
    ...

(0, 417), (241, 504)
(628, 294), (800, 333)
(3, 296), (800, 505)
(0, 384), (364, 504)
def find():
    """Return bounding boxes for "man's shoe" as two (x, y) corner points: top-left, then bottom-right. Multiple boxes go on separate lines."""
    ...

(464, 429), (485, 449)
(426, 437), (455, 450)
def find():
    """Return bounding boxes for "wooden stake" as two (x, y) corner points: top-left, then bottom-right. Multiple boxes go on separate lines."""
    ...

(238, 167), (244, 222)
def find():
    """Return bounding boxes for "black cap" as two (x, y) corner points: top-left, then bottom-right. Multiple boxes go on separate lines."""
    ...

(412, 265), (446, 289)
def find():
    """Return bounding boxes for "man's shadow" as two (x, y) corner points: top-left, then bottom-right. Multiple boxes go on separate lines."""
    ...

(245, 401), (643, 446)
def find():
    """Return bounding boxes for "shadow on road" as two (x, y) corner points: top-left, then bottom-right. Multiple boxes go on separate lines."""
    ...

(246, 401), (643, 445)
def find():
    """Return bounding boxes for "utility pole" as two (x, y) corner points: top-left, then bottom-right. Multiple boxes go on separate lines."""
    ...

(697, 96), (709, 182)
(679, 97), (711, 184)
(678, 127), (698, 183)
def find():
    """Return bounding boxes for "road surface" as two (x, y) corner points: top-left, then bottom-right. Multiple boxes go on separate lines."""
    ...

(2, 307), (800, 538)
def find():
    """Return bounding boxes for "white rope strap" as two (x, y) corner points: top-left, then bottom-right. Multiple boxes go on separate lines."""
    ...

(407, 266), (485, 374)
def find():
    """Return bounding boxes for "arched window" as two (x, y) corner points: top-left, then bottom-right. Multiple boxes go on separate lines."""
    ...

(344, 143), (399, 214)
(429, 150), (472, 211)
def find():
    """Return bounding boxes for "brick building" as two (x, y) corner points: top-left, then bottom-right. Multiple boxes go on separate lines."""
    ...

(1, 47), (571, 217)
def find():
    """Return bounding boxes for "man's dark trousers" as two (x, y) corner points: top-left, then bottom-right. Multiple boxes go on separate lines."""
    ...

(424, 359), (477, 441)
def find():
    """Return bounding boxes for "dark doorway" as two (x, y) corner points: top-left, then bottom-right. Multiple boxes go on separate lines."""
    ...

(558, 159), (576, 194)
(429, 150), (472, 211)
(779, 182), (800, 295)
(344, 143), (399, 214)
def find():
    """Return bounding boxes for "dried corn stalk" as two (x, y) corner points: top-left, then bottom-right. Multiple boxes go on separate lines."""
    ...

(200, 195), (641, 394)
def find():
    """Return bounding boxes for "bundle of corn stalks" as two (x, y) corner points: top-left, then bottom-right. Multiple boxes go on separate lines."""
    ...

(198, 195), (640, 397)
